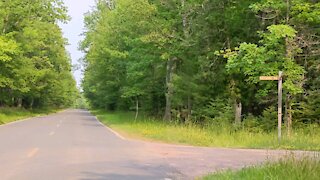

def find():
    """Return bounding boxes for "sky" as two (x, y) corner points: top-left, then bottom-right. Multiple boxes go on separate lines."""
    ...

(59, 0), (96, 87)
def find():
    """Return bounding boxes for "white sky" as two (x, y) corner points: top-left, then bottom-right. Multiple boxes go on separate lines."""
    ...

(59, 0), (96, 87)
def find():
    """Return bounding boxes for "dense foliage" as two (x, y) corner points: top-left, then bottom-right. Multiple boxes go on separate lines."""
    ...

(81, 0), (319, 132)
(0, 0), (78, 109)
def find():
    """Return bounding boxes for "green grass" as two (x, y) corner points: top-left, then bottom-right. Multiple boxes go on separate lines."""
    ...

(93, 110), (320, 151)
(0, 107), (60, 125)
(202, 156), (320, 180)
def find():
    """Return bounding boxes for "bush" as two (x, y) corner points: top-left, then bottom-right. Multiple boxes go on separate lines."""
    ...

(243, 113), (261, 133)
(200, 98), (233, 125)
(259, 106), (277, 132)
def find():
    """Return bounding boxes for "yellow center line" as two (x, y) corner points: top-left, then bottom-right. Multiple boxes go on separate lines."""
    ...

(27, 148), (39, 158)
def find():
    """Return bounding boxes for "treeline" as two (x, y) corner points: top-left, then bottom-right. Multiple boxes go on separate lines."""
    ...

(81, 0), (319, 131)
(0, 0), (77, 109)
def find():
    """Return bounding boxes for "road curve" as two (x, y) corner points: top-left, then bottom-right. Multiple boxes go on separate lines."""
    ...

(0, 109), (312, 180)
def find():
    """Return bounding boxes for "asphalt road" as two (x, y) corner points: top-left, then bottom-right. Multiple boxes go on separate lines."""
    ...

(0, 110), (310, 180)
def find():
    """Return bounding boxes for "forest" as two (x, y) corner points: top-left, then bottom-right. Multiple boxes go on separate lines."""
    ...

(82, 0), (320, 134)
(0, 0), (78, 109)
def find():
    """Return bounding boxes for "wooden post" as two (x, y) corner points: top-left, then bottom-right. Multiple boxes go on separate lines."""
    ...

(135, 97), (139, 121)
(278, 71), (283, 143)
(260, 71), (283, 143)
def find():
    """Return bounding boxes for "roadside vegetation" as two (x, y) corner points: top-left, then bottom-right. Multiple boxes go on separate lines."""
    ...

(93, 110), (320, 151)
(0, 107), (60, 125)
(202, 155), (320, 180)
(0, 0), (78, 110)
(0, 0), (78, 126)
(82, 0), (320, 152)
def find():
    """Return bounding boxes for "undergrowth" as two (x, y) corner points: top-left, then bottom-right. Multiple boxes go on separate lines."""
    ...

(0, 107), (59, 125)
(92, 110), (320, 151)
(202, 155), (320, 180)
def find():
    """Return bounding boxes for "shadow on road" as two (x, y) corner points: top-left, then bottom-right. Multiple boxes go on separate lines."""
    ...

(79, 160), (184, 180)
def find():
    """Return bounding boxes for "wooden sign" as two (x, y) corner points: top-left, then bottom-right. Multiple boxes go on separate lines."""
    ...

(259, 76), (279, 81)
(259, 71), (283, 143)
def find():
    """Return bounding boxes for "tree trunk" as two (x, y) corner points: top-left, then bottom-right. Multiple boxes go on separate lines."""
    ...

(11, 97), (15, 107)
(234, 100), (242, 125)
(261, 11), (266, 27)
(181, 0), (192, 122)
(285, 0), (293, 137)
(2, 14), (9, 34)
(106, 0), (115, 9)
(163, 58), (176, 121)
(181, 0), (189, 37)
(135, 97), (139, 121)
(286, 0), (290, 24)
(17, 98), (22, 108)
(286, 94), (292, 137)
(187, 95), (192, 122)
(30, 98), (34, 109)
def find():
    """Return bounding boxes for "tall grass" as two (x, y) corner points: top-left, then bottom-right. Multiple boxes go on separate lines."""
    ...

(93, 110), (320, 150)
(202, 155), (320, 180)
(0, 107), (58, 125)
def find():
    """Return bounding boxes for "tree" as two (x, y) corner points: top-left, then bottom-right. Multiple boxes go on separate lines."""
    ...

(81, 0), (320, 133)
(250, 0), (320, 134)
(0, 0), (77, 109)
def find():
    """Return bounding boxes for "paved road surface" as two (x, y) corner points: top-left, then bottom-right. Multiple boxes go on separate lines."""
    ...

(0, 110), (311, 180)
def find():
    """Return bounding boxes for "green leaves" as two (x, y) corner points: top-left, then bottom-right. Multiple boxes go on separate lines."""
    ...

(81, 0), (319, 128)
(266, 25), (297, 39)
(81, 0), (162, 109)
(225, 43), (266, 82)
(222, 24), (304, 100)
(0, 0), (77, 108)
(250, 0), (286, 13)
(283, 59), (305, 95)
(291, 0), (320, 25)
(260, 25), (297, 48)
(0, 36), (19, 62)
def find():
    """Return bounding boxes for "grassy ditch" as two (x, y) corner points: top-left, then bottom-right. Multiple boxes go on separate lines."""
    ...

(93, 110), (320, 151)
(202, 155), (320, 180)
(0, 107), (60, 125)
